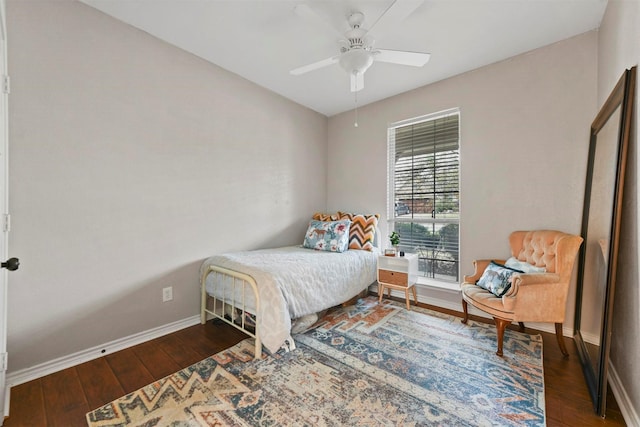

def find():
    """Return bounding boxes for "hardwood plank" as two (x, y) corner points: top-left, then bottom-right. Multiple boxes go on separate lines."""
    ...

(105, 347), (155, 394)
(131, 339), (181, 380)
(540, 333), (625, 426)
(202, 320), (249, 350)
(3, 379), (46, 426)
(176, 320), (247, 359)
(156, 330), (211, 367)
(41, 367), (90, 427)
(161, 324), (218, 359)
(75, 357), (125, 410)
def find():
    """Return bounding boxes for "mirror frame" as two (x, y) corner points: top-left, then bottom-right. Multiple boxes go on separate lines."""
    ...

(574, 66), (636, 417)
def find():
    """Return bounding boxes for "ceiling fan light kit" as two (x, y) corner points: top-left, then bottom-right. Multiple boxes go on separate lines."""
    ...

(339, 49), (373, 92)
(339, 48), (374, 75)
(290, 0), (430, 93)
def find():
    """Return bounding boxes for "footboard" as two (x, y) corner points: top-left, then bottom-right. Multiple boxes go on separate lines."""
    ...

(200, 264), (262, 359)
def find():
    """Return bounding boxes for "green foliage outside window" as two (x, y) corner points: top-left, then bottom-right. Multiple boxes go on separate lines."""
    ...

(395, 222), (459, 263)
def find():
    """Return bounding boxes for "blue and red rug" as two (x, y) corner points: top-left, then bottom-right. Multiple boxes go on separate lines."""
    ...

(87, 297), (545, 426)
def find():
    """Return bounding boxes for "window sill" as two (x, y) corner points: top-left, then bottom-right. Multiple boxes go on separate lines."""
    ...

(416, 277), (460, 292)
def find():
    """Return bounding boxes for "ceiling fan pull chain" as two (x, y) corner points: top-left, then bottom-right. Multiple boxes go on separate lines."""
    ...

(354, 86), (359, 127)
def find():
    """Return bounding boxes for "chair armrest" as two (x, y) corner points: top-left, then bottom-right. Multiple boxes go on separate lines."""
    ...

(462, 259), (507, 283)
(502, 272), (566, 320)
(504, 272), (560, 296)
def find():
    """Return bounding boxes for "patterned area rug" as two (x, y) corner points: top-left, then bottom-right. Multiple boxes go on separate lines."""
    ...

(87, 297), (545, 426)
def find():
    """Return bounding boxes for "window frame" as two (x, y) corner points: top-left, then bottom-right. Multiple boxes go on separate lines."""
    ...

(387, 108), (460, 286)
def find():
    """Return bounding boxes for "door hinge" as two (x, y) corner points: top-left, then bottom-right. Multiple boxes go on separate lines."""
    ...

(3, 214), (9, 232)
(2, 75), (8, 94)
(0, 353), (6, 372)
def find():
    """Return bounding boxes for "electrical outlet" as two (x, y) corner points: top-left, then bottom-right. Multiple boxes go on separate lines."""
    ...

(162, 286), (173, 302)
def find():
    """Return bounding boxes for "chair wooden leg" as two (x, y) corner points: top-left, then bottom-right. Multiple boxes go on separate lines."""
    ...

(494, 318), (510, 357)
(555, 323), (569, 358)
(518, 322), (525, 332)
(461, 299), (469, 324)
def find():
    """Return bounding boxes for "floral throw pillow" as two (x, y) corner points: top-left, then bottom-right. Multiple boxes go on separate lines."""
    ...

(302, 220), (351, 252)
(476, 261), (524, 297)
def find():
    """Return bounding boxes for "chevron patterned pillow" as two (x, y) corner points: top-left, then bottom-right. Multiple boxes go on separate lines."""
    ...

(338, 211), (380, 251)
(312, 212), (339, 221)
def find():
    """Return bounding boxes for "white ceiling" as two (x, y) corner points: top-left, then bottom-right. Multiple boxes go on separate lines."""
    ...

(80, 0), (607, 117)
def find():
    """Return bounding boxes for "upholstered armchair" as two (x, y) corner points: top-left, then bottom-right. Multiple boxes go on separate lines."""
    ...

(460, 230), (583, 357)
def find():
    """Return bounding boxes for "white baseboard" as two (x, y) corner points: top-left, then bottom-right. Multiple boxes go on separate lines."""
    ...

(5, 315), (200, 388)
(608, 362), (640, 426)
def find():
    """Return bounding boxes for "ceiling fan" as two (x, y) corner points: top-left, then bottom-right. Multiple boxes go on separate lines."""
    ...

(290, 0), (430, 92)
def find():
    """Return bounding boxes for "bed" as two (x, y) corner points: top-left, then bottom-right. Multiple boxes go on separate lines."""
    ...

(200, 212), (380, 358)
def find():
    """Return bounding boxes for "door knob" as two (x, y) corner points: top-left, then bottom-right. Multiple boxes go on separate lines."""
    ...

(1, 258), (19, 271)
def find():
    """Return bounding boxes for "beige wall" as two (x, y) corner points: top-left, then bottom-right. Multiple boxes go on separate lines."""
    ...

(328, 31), (597, 318)
(598, 0), (640, 419)
(7, 1), (636, 418)
(6, 0), (327, 373)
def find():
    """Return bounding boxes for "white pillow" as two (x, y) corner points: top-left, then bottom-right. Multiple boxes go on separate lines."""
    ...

(505, 257), (547, 273)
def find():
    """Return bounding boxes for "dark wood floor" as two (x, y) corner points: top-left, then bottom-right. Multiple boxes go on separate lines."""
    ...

(3, 298), (627, 426)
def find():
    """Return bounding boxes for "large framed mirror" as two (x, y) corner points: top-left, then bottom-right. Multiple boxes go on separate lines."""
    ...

(574, 66), (636, 417)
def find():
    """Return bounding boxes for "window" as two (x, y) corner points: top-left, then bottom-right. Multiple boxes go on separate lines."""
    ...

(387, 109), (460, 283)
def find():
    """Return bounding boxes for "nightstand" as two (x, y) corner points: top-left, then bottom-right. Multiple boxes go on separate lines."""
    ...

(377, 253), (419, 310)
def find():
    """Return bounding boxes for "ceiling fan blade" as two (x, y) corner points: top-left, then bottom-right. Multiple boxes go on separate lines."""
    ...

(350, 72), (364, 92)
(369, 0), (425, 39)
(294, 3), (343, 38)
(375, 49), (430, 67)
(290, 56), (339, 76)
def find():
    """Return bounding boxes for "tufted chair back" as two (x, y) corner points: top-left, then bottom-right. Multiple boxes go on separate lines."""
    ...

(508, 230), (579, 280)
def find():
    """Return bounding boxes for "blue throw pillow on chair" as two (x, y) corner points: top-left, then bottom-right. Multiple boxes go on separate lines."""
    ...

(476, 261), (523, 297)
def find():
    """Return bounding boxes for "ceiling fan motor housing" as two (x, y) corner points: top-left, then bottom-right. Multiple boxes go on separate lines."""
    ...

(340, 12), (372, 74)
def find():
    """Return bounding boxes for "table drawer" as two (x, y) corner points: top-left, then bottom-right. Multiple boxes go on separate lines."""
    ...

(378, 269), (408, 287)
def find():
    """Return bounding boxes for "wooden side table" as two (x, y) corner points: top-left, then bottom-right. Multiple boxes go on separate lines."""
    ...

(377, 253), (419, 310)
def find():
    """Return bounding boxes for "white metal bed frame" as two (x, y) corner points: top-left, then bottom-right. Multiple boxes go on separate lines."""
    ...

(200, 264), (262, 359)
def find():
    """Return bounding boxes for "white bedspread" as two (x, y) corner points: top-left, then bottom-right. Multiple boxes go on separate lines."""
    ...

(201, 246), (377, 354)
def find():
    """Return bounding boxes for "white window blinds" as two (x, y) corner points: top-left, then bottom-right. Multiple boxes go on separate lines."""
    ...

(387, 109), (460, 282)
